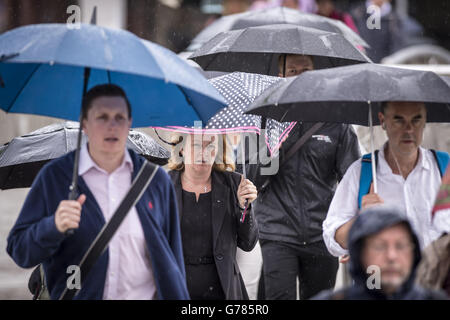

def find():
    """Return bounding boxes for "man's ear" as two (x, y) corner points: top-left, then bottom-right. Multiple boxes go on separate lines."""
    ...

(378, 112), (385, 130)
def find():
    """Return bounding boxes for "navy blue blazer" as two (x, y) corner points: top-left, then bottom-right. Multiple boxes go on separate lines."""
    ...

(7, 149), (189, 300)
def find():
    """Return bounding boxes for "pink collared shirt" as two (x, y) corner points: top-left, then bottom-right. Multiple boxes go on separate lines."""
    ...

(79, 144), (157, 300)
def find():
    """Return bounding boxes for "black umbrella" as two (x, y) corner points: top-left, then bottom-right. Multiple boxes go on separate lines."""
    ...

(246, 63), (450, 192)
(178, 51), (228, 79)
(0, 121), (169, 190)
(441, 75), (450, 86)
(189, 24), (370, 75)
(246, 63), (450, 125)
(187, 7), (369, 52)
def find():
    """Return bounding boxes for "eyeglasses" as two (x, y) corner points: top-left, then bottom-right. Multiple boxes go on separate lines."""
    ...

(390, 118), (425, 130)
(367, 242), (415, 255)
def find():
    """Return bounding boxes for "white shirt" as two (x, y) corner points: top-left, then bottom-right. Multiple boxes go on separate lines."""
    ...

(79, 144), (157, 300)
(323, 144), (442, 257)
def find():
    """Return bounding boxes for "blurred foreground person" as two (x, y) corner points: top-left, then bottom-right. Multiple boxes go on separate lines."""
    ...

(314, 205), (447, 300)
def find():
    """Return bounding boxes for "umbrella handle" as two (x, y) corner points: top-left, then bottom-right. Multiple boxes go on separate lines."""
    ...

(240, 199), (249, 223)
(240, 133), (246, 179)
(64, 188), (78, 236)
(368, 101), (377, 193)
(65, 73), (89, 237)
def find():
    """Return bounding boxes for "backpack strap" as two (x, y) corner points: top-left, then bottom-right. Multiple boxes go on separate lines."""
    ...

(358, 150), (379, 209)
(430, 149), (450, 177)
(357, 150), (449, 209)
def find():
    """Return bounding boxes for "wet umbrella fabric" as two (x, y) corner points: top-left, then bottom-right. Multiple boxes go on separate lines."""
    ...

(0, 23), (226, 127)
(0, 22), (226, 203)
(0, 122), (170, 189)
(189, 24), (370, 75)
(187, 6), (368, 52)
(246, 63), (450, 125)
(154, 72), (296, 156)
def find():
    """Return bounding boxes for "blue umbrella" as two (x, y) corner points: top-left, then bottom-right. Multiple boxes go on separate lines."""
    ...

(0, 23), (226, 213)
(0, 23), (226, 127)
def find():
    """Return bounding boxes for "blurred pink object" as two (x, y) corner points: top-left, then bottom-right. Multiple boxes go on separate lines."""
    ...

(250, 0), (317, 13)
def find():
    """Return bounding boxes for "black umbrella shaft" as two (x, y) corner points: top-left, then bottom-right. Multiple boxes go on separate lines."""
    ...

(68, 117), (83, 201)
(66, 67), (91, 236)
(68, 67), (90, 199)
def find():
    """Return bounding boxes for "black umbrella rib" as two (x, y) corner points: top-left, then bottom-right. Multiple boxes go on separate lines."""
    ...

(6, 63), (41, 113)
(204, 53), (220, 73)
(175, 84), (202, 120)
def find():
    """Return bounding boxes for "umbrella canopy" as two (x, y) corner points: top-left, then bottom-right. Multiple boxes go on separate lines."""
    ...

(189, 24), (370, 75)
(177, 51), (228, 79)
(0, 122), (170, 189)
(0, 23), (226, 127)
(246, 63), (450, 125)
(441, 75), (450, 86)
(187, 6), (368, 52)
(154, 72), (297, 156)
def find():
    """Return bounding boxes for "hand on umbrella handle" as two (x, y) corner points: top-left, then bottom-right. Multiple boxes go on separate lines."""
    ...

(240, 199), (249, 223)
(65, 189), (77, 236)
(238, 178), (257, 223)
(60, 192), (85, 236)
(361, 183), (384, 209)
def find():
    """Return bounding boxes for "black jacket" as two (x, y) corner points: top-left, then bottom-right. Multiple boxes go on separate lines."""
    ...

(313, 206), (448, 300)
(247, 122), (360, 247)
(169, 169), (258, 300)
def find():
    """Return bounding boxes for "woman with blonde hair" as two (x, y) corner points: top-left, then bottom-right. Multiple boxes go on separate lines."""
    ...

(167, 132), (258, 300)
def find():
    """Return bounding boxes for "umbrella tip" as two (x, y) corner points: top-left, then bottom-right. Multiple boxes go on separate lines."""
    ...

(90, 6), (97, 25)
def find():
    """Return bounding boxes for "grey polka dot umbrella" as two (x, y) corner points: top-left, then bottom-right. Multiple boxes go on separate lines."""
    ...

(153, 72), (296, 156)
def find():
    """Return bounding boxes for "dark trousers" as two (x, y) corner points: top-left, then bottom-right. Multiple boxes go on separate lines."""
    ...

(260, 239), (338, 300)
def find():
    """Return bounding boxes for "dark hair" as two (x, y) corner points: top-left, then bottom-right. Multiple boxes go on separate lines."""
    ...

(380, 101), (388, 114)
(380, 101), (427, 114)
(81, 84), (131, 120)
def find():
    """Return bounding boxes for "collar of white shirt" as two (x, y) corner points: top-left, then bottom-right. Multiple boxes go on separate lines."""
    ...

(79, 143), (133, 176)
(378, 143), (431, 176)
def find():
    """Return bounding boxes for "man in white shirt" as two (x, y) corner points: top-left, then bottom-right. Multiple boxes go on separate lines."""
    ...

(323, 101), (446, 261)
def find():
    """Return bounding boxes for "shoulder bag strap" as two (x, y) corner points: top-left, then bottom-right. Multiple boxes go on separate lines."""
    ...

(59, 160), (158, 300)
(260, 122), (324, 191)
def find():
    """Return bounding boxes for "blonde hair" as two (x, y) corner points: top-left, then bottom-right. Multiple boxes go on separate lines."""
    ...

(168, 133), (236, 172)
